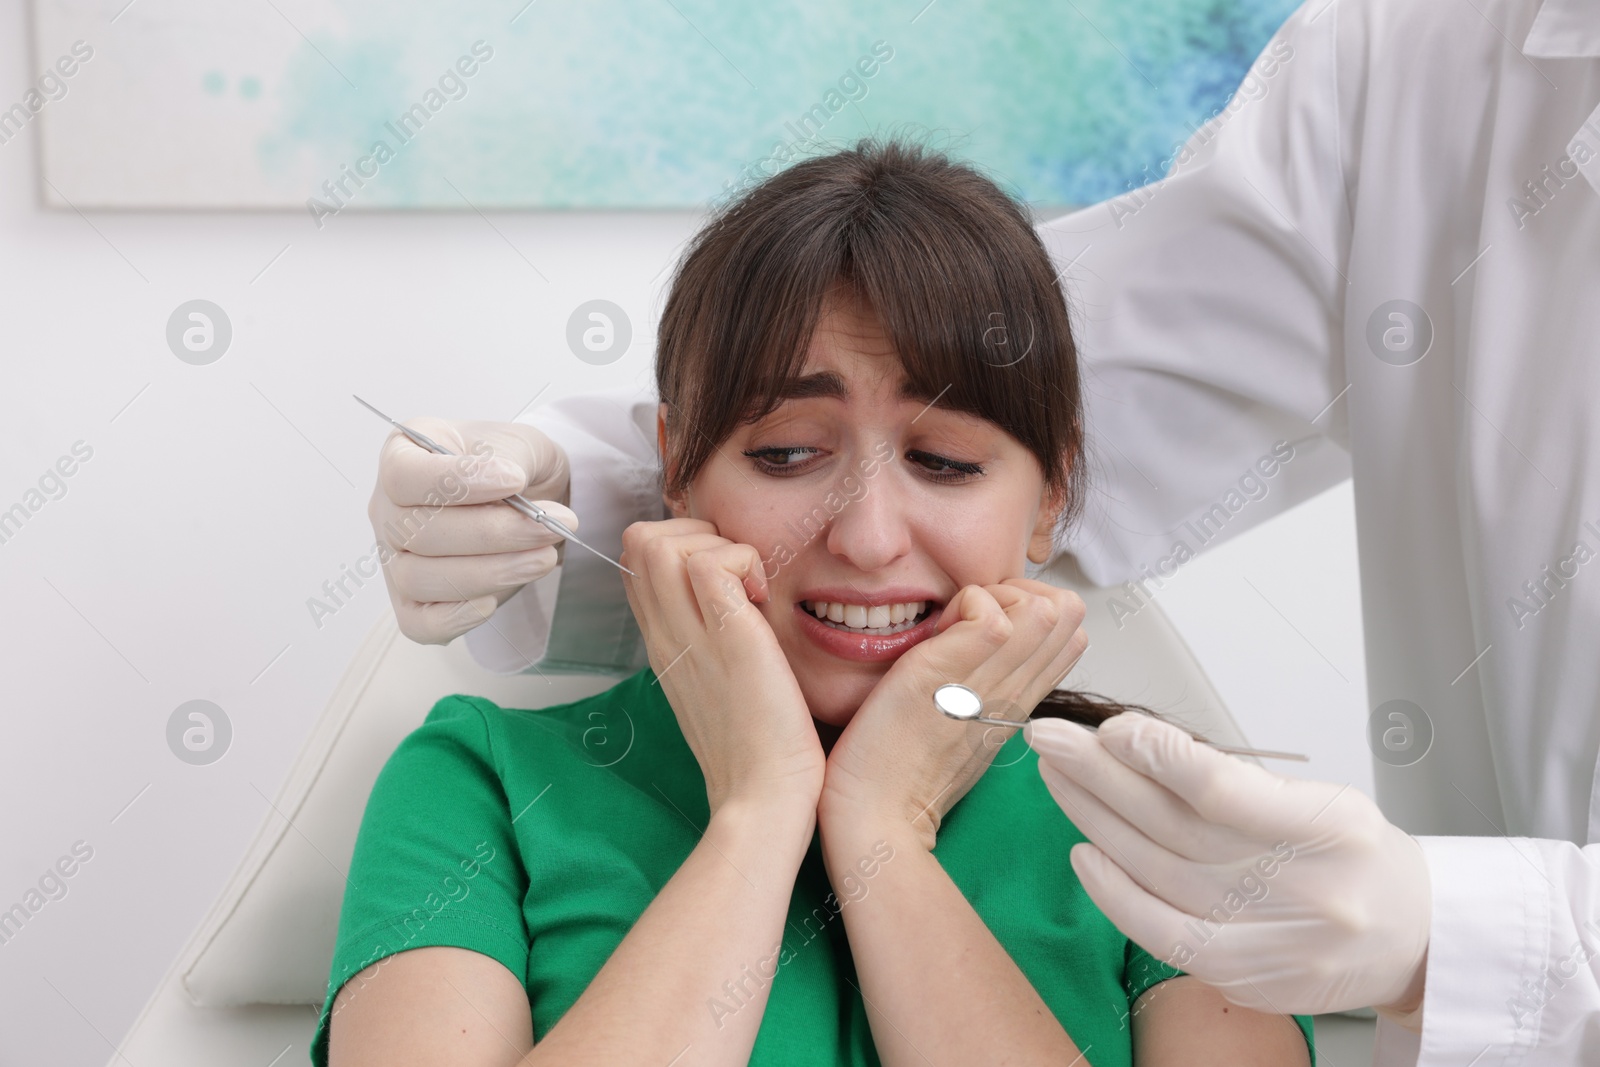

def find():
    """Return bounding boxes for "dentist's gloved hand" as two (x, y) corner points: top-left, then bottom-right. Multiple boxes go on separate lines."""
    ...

(1028, 712), (1431, 1026)
(368, 417), (577, 644)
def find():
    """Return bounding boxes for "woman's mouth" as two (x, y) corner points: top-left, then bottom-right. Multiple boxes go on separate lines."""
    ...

(803, 599), (930, 634)
(793, 598), (941, 662)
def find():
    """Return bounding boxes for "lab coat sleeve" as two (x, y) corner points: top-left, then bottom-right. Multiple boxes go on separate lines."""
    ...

(1381, 836), (1600, 1066)
(1037, 0), (1355, 587)
(464, 385), (662, 676)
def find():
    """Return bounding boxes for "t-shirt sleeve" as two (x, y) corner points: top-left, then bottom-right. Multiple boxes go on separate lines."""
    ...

(1122, 937), (1185, 1009)
(1122, 940), (1316, 1064)
(310, 695), (529, 1067)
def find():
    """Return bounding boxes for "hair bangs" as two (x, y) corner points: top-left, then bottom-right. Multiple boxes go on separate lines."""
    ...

(656, 136), (1083, 527)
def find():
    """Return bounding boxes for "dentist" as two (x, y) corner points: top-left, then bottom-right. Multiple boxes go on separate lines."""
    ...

(367, 0), (1600, 1062)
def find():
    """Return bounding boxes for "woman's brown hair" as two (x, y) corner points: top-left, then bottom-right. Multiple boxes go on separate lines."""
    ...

(655, 136), (1153, 732)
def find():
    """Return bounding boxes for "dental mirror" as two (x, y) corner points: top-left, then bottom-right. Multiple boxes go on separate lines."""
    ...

(931, 682), (1308, 761)
(933, 683), (988, 722)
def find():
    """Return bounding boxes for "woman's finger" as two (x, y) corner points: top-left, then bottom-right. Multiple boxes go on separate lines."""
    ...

(1032, 620), (1089, 696)
(682, 541), (770, 636)
(996, 585), (1087, 703)
(911, 584), (1017, 684)
(954, 583), (1084, 714)
(619, 519), (725, 647)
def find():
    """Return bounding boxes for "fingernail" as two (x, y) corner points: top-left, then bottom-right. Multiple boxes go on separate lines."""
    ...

(1069, 841), (1104, 878)
(1097, 713), (1169, 768)
(1026, 719), (1092, 761)
(540, 503), (578, 530)
(1100, 711), (1153, 749)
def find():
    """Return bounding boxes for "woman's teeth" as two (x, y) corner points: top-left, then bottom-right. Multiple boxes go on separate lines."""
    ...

(804, 600), (928, 635)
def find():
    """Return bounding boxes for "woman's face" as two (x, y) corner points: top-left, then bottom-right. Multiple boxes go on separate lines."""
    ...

(663, 292), (1063, 729)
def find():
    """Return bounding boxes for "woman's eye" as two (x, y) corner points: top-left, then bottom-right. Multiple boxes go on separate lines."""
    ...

(906, 449), (984, 481)
(742, 446), (982, 481)
(742, 446), (821, 474)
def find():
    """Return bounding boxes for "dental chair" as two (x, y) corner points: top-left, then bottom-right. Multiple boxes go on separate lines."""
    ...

(107, 557), (1377, 1066)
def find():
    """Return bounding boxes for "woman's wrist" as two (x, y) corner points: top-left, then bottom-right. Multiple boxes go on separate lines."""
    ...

(709, 791), (818, 858)
(710, 772), (820, 815)
(707, 754), (824, 816)
(818, 791), (937, 857)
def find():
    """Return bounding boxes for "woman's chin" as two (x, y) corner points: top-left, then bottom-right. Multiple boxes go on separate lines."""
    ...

(801, 682), (875, 729)
(808, 701), (859, 730)
(788, 646), (889, 728)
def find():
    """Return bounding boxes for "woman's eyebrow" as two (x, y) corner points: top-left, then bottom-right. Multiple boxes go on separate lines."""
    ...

(775, 371), (848, 401)
(774, 371), (948, 407)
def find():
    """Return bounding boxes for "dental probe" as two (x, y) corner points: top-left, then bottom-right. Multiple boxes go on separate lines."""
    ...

(354, 395), (637, 579)
(932, 682), (1308, 761)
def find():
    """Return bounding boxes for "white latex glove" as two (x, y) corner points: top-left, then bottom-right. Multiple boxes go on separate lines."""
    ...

(368, 417), (577, 644)
(1027, 712), (1431, 1022)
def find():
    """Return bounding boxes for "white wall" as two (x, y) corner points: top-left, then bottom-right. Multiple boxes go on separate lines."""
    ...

(0, 1), (1371, 1062)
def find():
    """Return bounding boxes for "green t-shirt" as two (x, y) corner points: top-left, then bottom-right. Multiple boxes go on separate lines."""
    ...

(312, 668), (1314, 1066)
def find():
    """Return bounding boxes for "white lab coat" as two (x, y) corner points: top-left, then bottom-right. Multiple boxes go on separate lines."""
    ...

(468, 0), (1600, 1060)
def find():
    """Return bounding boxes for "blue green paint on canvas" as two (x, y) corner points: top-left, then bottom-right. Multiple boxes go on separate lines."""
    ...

(258, 0), (1302, 209)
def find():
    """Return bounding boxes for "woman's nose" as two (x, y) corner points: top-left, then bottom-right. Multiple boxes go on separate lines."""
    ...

(822, 467), (914, 572)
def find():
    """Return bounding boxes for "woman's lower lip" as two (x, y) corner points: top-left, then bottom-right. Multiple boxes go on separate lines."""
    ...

(793, 603), (939, 663)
